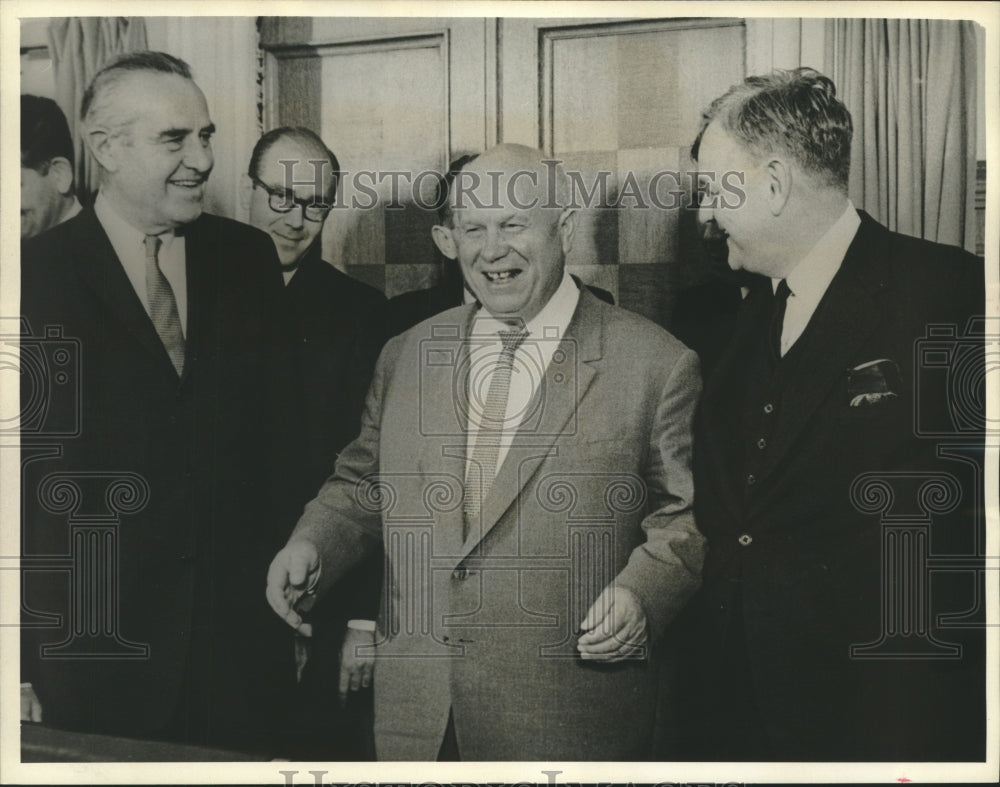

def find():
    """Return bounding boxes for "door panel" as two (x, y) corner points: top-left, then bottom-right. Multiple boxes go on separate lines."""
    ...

(262, 15), (746, 325)
(261, 18), (493, 295)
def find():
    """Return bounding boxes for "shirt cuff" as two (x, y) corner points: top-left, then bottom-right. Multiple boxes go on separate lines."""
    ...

(346, 619), (376, 632)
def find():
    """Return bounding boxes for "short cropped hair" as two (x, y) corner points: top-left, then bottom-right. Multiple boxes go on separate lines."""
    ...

(248, 126), (341, 203)
(691, 67), (853, 191)
(21, 94), (74, 171)
(81, 51), (192, 135)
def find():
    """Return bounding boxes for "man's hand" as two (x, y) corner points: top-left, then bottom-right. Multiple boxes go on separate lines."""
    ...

(266, 540), (321, 636)
(338, 627), (375, 705)
(21, 684), (43, 722)
(577, 584), (648, 662)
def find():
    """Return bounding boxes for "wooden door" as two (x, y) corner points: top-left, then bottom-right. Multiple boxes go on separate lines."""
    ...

(260, 17), (495, 295)
(501, 17), (745, 325)
(261, 15), (746, 326)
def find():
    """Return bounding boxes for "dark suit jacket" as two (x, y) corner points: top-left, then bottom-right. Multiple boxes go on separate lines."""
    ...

(683, 212), (986, 760)
(20, 207), (296, 753)
(293, 288), (705, 760)
(275, 245), (386, 759)
(386, 268), (615, 337)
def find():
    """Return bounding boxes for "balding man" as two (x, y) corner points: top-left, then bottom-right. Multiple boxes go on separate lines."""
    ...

(266, 144), (705, 760)
(21, 52), (294, 754)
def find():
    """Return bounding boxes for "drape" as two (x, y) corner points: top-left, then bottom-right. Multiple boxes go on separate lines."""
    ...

(826, 19), (978, 252)
(47, 17), (148, 201)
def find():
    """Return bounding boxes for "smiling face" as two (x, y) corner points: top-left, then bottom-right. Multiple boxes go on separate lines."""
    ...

(248, 135), (335, 268)
(95, 72), (214, 234)
(444, 149), (574, 323)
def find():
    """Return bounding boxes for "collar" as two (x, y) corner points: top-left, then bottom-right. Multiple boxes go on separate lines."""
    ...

(773, 200), (860, 297)
(281, 241), (323, 284)
(472, 269), (580, 339)
(94, 191), (178, 254)
(62, 197), (83, 224)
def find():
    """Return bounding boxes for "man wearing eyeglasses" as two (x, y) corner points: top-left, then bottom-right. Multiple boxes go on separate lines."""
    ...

(246, 126), (386, 759)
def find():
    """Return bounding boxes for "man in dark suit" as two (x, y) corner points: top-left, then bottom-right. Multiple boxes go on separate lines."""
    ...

(386, 154), (614, 337)
(246, 126), (385, 759)
(266, 143), (705, 760)
(679, 68), (985, 761)
(20, 52), (295, 754)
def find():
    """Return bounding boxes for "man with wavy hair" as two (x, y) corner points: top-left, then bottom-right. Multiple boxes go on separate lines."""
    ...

(681, 68), (985, 761)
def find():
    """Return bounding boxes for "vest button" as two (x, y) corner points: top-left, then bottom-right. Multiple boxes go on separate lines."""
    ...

(738, 534), (753, 546)
(757, 438), (767, 449)
(747, 474), (757, 485)
(763, 403), (774, 414)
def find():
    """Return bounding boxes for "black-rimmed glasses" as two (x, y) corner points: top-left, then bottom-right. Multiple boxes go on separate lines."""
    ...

(251, 176), (332, 222)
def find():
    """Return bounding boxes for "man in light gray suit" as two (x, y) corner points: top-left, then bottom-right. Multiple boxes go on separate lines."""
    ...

(266, 144), (704, 760)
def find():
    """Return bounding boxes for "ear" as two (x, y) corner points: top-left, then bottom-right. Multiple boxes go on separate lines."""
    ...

(765, 157), (792, 215)
(431, 224), (458, 260)
(47, 157), (75, 195)
(85, 127), (118, 174)
(558, 208), (577, 254)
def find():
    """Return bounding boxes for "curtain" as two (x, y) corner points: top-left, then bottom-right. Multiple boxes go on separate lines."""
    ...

(47, 17), (148, 201)
(827, 19), (978, 252)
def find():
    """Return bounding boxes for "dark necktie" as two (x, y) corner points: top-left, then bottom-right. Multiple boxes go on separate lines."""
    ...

(770, 279), (791, 361)
(463, 328), (528, 540)
(144, 234), (185, 376)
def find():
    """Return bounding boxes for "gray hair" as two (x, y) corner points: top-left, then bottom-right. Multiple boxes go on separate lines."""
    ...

(691, 67), (853, 191)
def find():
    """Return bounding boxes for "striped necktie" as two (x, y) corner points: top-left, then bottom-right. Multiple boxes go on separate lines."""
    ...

(144, 234), (185, 376)
(463, 328), (528, 539)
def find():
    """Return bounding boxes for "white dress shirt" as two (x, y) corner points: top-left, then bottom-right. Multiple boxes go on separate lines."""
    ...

(465, 270), (580, 476)
(773, 200), (860, 356)
(94, 193), (188, 336)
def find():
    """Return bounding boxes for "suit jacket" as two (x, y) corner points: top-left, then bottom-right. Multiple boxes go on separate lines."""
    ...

(683, 212), (986, 760)
(292, 288), (705, 760)
(276, 245), (386, 759)
(20, 207), (296, 752)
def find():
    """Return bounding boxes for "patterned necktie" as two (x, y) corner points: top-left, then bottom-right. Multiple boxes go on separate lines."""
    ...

(144, 234), (185, 376)
(463, 328), (528, 539)
(770, 279), (791, 361)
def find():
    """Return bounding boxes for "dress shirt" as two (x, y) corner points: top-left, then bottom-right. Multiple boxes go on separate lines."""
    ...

(772, 200), (860, 356)
(95, 192), (188, 336)
(465, 270), (580, 476)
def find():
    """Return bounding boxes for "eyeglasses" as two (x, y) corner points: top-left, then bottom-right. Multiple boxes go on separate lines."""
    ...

(251, 176), (332, 222)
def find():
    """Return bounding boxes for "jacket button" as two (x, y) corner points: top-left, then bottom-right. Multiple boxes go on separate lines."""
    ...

(746, 474), (756, 485)
(763, 403), (774, 414)
(757, 438), (767, 449)
(738, 534), (753, 546)
(452, 568), (468, 580)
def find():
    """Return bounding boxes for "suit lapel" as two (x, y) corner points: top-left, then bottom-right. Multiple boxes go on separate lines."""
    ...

(71, 208), (180, 376)
(456, 290), (601, 563)
(698, 281), (771, 521)
(179, 216), (216, 387)
(758, 214), (889, 480)
(414, 307), (477, 558)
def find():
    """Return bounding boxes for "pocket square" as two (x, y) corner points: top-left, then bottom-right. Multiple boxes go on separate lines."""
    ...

(847, 358), (901, 407)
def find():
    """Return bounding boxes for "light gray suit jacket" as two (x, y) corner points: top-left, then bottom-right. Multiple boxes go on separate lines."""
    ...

(293, 288), (705, 760)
